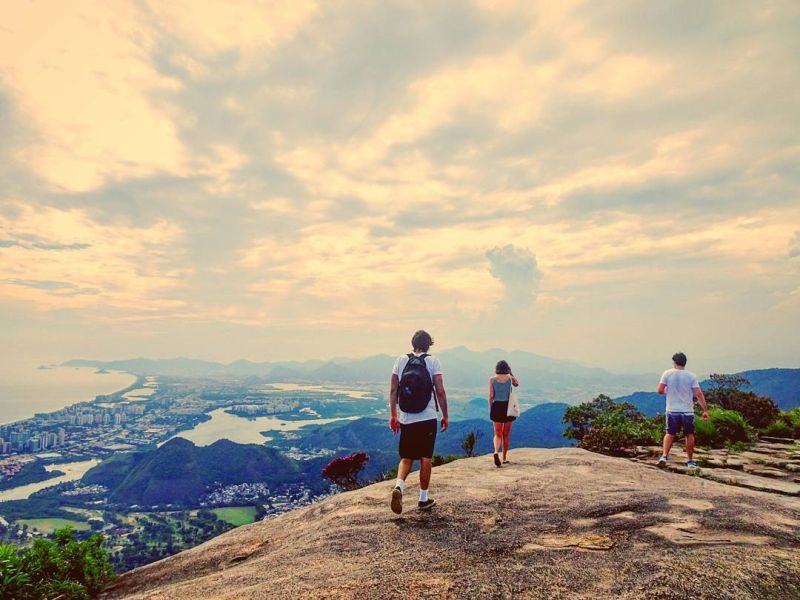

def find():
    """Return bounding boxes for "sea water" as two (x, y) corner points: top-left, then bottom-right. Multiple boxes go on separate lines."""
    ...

(0, 366), (136, 425)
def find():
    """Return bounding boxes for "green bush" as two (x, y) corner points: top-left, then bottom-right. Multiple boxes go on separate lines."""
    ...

(564, 394), (661, 455)
(762, 408), (800, 439)
(704, 388), (779, 429)
(694, 408), (754, 448)
(0, 526), (115, 600)
(0, 544), (31, 599)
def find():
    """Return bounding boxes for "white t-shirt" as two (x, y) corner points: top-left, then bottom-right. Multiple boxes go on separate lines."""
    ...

(659, 368), (701, 414)
(392, 352), (442, 425)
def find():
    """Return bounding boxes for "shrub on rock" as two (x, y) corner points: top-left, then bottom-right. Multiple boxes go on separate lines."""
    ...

(694, 408), (754, 448)
(322, 452), (370, 491)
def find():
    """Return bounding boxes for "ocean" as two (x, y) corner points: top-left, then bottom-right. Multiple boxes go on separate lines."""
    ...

(0, 366), (136, 425)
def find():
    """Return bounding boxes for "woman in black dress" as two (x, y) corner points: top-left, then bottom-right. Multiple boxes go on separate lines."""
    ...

(488, 360), (519, 467)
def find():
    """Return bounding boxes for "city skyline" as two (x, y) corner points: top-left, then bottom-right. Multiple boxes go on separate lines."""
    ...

(1, 1), (799, 374)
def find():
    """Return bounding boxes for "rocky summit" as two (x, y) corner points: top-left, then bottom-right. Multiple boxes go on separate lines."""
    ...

(101, 448), (800, 600)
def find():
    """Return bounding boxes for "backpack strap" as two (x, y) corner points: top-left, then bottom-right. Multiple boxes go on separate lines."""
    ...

(419, 353), (439, 413)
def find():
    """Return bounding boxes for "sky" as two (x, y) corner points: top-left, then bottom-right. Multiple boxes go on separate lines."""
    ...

(0, 0), (798, 375)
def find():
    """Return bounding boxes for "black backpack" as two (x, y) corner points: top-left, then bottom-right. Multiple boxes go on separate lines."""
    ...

(398, 353), (438, 413)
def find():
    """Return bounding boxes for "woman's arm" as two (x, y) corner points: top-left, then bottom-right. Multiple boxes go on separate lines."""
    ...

(510, 372), (519, 387)
(488, 377), (495, 408)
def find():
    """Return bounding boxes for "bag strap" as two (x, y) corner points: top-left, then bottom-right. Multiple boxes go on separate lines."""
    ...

(419, 354), (439, 413)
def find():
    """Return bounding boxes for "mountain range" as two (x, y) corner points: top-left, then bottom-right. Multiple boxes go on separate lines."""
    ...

(63, 346), (656, 403)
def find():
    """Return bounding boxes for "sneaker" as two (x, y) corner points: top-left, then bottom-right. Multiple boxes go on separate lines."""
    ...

(493, 453), (501, 468)
(418, 498), (436, 510)
(686, 460), (699, 469)
(657, 455), (668, 468)
(390, 486), (403, 514)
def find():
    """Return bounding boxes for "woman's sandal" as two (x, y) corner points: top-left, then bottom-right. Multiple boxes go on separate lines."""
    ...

(493, 453), (501, 467)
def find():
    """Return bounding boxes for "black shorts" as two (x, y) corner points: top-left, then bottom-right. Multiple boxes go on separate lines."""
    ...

(490, 401), (516, 423)
(399, 419), (437, 460)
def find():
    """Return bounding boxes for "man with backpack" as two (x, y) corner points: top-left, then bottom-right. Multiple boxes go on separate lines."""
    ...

(389, 330), (449, 514)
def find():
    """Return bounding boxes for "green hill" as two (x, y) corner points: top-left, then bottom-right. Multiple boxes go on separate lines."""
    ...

(84, 438), (302, 506)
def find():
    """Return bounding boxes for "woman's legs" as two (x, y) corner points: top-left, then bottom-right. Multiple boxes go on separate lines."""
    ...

(502, 422), (513, 461)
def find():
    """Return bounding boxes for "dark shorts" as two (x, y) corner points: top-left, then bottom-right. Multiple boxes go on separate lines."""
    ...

(399, 419), (437, 460)
(666, 413), (695, 436)
(490, 401), (516, 423)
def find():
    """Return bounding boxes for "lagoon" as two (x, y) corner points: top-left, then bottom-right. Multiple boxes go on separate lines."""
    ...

(165, 408), (359, 446)
(0, 459), (101, 502)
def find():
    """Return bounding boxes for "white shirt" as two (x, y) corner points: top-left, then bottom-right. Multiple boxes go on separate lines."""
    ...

(392, 352), (442, 425)
(659, 368), (701, 414)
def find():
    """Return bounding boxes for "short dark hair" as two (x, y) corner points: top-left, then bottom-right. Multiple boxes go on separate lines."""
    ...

(672, 352), (687, 367)
(411, 330), (434, 352)
(495, 360), (511, 375)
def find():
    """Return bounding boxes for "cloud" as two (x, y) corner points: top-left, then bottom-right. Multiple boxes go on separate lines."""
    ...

(4, 278), (99, 295)
(789, 231), (800, 259)
(0, 240), (90, 251)
(486, 244), (543, 307)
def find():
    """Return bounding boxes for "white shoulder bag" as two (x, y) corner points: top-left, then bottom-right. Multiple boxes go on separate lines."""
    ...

(506, 381), (521, 418)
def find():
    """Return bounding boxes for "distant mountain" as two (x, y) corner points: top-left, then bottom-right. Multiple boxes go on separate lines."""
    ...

(613, 391), (664, 417)
(83, 438), (303, 506)
(721, 368), (800, 411)
(64, 347), (656, 402)
(614, 368), (800, 416)
(287, 402), (573, 458)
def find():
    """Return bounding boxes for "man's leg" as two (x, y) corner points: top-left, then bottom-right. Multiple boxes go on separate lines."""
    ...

(397, 458), (413, 482)
(417, 419), (437, 509)
(661, 413), (679, 462)
(391, 458), (412, 515)
(419, 457), (432, 491)
(684, 415), (697, 465)
(685, 433), (695, 461)
(662, 433), (674, 457)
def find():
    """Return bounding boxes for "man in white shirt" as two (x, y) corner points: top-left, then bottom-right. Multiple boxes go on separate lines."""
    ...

(388, 330), (449, 514)
(656, 352), (709, 469)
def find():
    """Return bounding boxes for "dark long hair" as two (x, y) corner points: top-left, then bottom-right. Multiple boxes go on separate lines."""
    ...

(495, 360), (511, 375)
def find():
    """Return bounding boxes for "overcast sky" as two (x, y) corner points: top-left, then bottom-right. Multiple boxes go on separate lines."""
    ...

(1, 0), (798, 374)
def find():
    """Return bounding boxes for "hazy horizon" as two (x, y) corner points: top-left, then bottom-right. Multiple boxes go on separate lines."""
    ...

(1, 2), (798, 378)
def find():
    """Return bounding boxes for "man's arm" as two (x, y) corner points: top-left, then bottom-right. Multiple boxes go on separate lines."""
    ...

(434, 374), (448, 432)
(694, 387), (709, 421)
(389, 373), (400, 432)
(657, 382), (667, 394)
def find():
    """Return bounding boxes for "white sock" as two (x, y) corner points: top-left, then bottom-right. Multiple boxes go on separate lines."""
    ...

(419, 489), (428, 502)
(395, 479), (405, 492)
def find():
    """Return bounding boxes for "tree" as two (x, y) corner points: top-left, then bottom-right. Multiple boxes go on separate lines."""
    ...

(708, 373), (750, 391)
(460, 430), (481, 457)
(321, 452), (369, 491)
